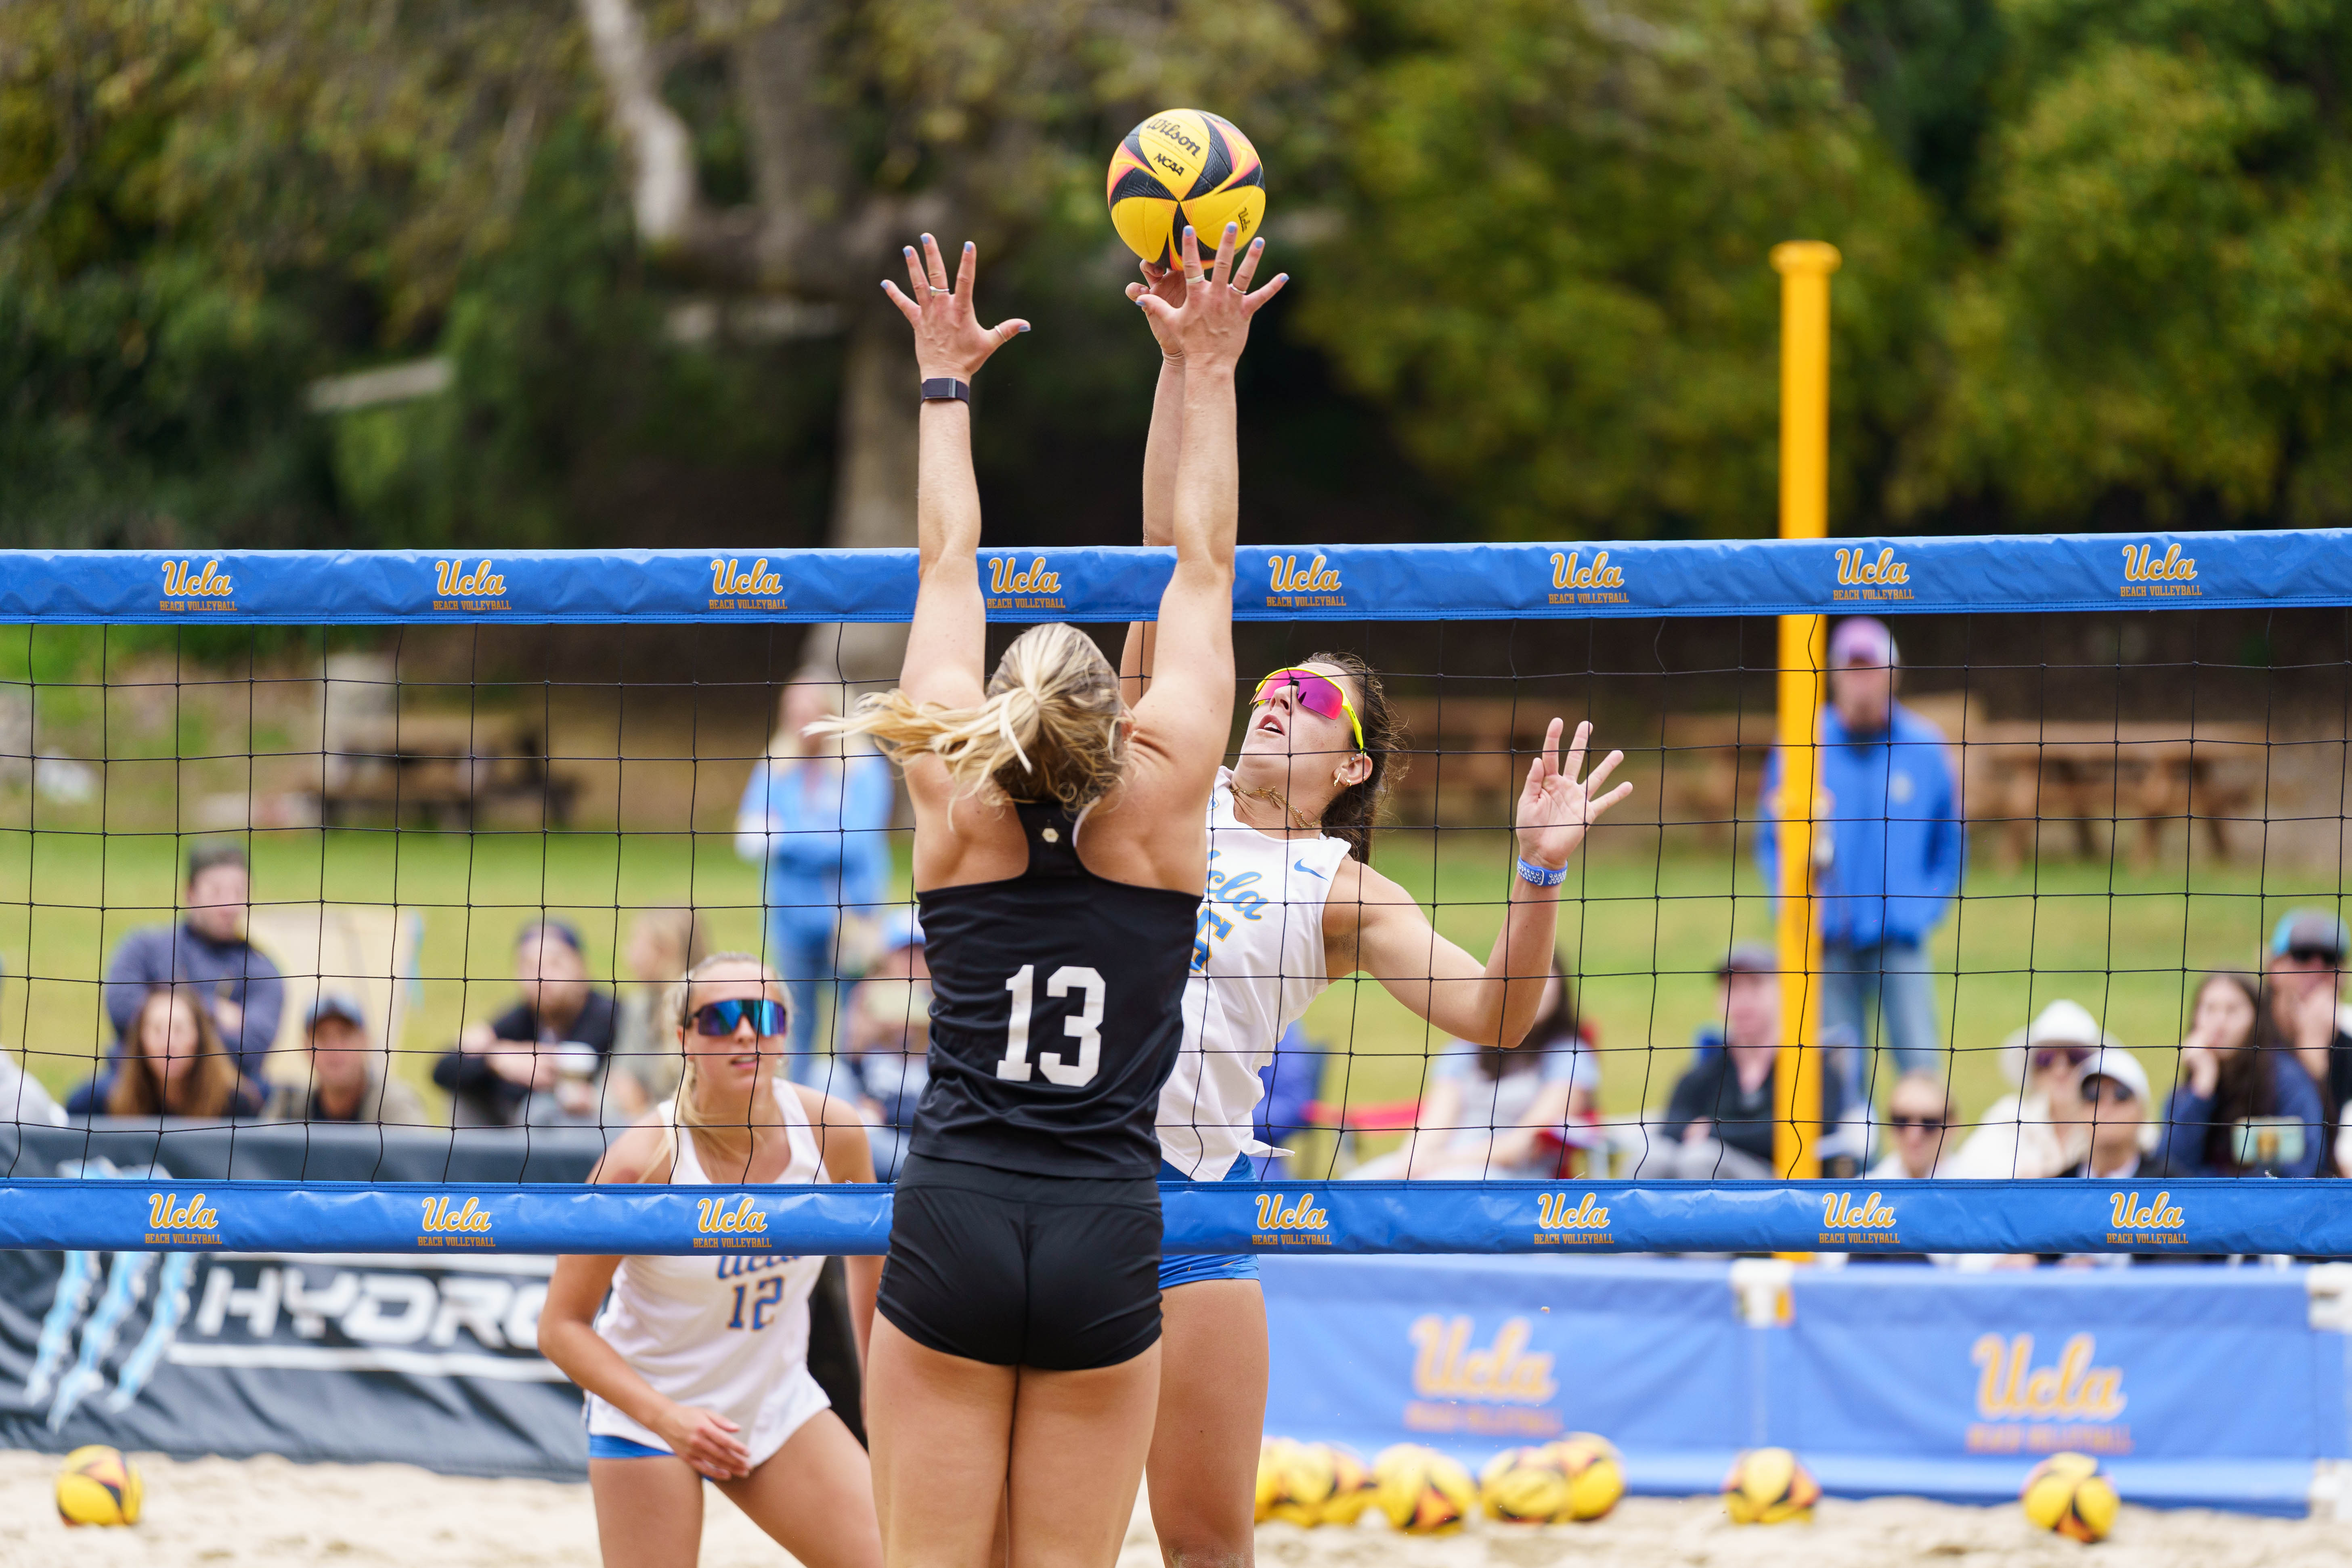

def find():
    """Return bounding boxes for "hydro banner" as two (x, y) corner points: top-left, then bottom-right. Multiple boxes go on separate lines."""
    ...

(0, 530), (2338, 625)
(1262, 1256), (2349, 1516)
(0, 1125), (606, 1478)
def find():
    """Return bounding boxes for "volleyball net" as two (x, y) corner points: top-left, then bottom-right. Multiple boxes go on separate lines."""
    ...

(2, 532), (2349, 1256)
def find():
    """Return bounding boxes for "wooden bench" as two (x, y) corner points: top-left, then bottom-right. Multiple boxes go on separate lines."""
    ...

(310, 713), (582, 830)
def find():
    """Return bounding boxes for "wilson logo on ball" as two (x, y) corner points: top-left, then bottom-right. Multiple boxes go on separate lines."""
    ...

(1106, 109), (1266, 271)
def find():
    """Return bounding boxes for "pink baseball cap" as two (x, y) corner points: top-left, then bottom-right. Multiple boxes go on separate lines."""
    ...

(1829, 617), (1898, 669)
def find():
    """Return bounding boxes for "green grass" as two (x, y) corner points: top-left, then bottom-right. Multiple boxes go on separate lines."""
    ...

(1, 825), (2331, 1131)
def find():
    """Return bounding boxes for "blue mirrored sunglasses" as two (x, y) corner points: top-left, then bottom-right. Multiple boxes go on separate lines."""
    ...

(691, 998), (789, 1038)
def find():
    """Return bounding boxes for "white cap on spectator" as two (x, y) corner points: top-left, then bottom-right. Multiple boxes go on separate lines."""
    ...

(1998, 999), (2119, 1081)
(2076, 1046), (2151, 1106)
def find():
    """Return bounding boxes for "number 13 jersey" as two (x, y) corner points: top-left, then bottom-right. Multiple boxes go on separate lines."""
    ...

(913, 800), (1203, 1178)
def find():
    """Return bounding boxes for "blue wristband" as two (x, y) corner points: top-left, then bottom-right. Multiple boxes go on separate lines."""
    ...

(1516, 856), (1568, 888)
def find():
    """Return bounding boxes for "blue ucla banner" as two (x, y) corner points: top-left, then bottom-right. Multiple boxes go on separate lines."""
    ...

(7, 1177), (2352, 1258)
(0, 529), (2346, 624)
(1261, 1256), (2348, 1516)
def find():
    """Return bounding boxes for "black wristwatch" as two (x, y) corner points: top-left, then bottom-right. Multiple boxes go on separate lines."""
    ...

(920, 377), (971, 404)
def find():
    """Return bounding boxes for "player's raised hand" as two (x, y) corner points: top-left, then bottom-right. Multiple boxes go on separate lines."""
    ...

(1134, 222), (1286, 373)
(882, 235), (1030, 382)
(1515, 719), (1631, 871)
(1126, 260), (1190, 358)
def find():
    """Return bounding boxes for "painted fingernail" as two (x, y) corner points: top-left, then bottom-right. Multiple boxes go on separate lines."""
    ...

(1227, 222), (1239, 233)
(1017, 324), (1031, 333)
(921, 233), (934, 244)
(1251, 237), (1264, 249)
(964, 241), (975, 251)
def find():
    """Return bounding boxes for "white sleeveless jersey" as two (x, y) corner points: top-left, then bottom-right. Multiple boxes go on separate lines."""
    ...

(1157, 768), (1352, 1178)
(585, 1087), (832, 1465)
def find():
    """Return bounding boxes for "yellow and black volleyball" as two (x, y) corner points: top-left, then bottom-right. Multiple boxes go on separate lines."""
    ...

(2020, 1451), (2120, 1543)
(55, 1444), (142, 1527)
(1721, 1446), (1820, 1525)
(1105, 109), (1266, 269)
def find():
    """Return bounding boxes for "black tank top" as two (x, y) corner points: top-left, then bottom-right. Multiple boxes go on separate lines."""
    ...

(912, 800), (1201, 1178)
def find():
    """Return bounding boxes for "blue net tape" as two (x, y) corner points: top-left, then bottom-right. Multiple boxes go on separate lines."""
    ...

(0, 530), (2328, 624)
(1, 1179), (2329, 1256)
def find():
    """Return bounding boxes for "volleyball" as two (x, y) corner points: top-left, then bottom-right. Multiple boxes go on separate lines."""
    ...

(1721, 1447), (1820, 1525)
(1264, 1440), (1341, 1526)
(2021, 1452), (2120, 1543)
(1543, 1433), (1627, 1522)
(1255, 1437), (1300, 1523)
(1479, 1446), (1573, 1524)
(1372, 1444), (1478, 1534)
(1319, 1444), (1379, 1525)
(55, 1445), (142, 1527)
(1105, 109), (1266, 269)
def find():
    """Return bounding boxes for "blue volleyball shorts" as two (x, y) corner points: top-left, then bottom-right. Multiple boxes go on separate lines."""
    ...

(1157, 1157), (1262, 1290)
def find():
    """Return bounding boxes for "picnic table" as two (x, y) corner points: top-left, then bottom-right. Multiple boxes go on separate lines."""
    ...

(310, 712), (581, 829)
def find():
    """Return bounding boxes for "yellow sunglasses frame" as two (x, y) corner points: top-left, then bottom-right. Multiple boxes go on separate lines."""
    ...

(1250, 667), (1366, 754)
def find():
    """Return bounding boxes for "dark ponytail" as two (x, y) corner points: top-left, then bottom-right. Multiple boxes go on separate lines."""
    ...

(1306, 650), (1407, 864)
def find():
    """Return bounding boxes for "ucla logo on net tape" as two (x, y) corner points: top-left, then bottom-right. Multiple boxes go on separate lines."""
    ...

(2108, 1189), (2185, 1245)
(419, 1195), (494, 1247)
(147, 1191), (222, 1242)
(2120, 542), (2199, 598)
(1548, 550), (1628, 606)
(1819, 1190), (1899, 1243)
(1266, 553), (1343, 608)
(710, 556), (787, 610)
(1834, 545), (1912, 602)
(1534, 1191), (1612, 1244)
(160, 559), (235, 612)
(1252, 1191), (1330, 1247)
(434, 558), (510, 611)
(695, 1195), (771, 1249)
(986, 555), (1065, 610)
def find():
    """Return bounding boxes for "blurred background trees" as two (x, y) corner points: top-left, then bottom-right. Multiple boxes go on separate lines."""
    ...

(5, 0), (2351, 553)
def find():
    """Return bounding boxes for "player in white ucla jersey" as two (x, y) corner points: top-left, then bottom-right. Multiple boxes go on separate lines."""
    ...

(541, 953), (883, 1568)
(1119, 260), (1633, 1568)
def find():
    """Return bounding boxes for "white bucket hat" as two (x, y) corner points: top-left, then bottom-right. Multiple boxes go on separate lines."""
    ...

(1998, 999), (2121, 1084)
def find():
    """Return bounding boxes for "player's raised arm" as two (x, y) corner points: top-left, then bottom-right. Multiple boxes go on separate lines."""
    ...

(1127, 223), (1286, 782)
(1118, 259), (1191, 704)
(879, 235), (1029, 715)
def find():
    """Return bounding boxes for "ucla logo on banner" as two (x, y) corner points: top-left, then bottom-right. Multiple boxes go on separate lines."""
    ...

(694, 1194), (771, 1249)
(2107, 1189), (2185, 1245)
(159, 559), (236, 614)
(1403, 1314), (1563, 1437)
(1818, 1190), (1899, 1244)
(1251, 1191), (1331, 1248)
(1547, 551), (1628, 607)
(1966, 1333), (2130, 1455)
(146, 1191), (222, 1243)
(985, 555), (1065, 611)
(2119, 542), (2199, 599)
(1834, 545), (1912, 602)
(1266, 553), (1345, 610)
(433, 558), (511, 612)
(1533, 1191), (1612, 1245)
(419, 1195), (494, 1247)
(709, 556), (786, 610)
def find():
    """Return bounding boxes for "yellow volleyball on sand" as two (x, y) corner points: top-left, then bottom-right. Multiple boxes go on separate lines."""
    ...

(2021, 1451), (2120, 1543)
(1265, 1440), (1340, 1527)
(1319, 1444), (1378, 1526)
(1255, 1437), (1301, 1523)
(1542, 1433), (1627, 1522)
(56, 1444), (142, 1527)
(1372, 1443), (1478, 1534)
(1721, 1446), (1820, 1525)
(1479, 1446), (1573, 1524)
(1105, 109), (1266, 270)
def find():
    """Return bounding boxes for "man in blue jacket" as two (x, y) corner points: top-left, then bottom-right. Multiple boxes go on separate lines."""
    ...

(1758, 618), (1963, 1106)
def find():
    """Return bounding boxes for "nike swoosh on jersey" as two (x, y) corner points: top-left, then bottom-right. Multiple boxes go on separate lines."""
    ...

(1293, 859), (1327, 879)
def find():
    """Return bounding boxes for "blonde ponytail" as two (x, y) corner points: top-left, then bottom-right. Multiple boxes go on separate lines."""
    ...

(654, 951), (788, 1178)
(817, 623), (1124, 809)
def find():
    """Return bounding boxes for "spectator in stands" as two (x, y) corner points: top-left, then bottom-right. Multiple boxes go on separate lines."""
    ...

(1637, 945), (1845, 1179)
(606, 908), (708, 1115)
(103, 841), (283, 1084)
(432, 920), (618, 1126)
(1757, 617), (1962, 1109)
(2156, 971), (2324, 1178)
(1868, 1071), (1957, 1179)
(268, 993), (427, 1125)
(735, 671), (896, 1086)
(2059, 1048), (2151, 1179)
(836, 909), (928, 1178)
(1348, 965), (1598, 1179)
(69, 984), (266, 1119)
(1948, 1000), (2106, 1178)
(2261, 910), (2352, 1169)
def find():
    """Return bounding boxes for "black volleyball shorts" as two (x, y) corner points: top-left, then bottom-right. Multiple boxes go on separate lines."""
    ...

(878, 1154), (1163, 1371)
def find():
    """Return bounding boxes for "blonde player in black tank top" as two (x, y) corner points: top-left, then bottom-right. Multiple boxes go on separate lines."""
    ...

(821, 227), (1284, 1568)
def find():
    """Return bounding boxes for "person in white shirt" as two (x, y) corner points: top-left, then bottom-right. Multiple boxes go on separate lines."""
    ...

(1949, 1000), (2110, 1179)
(2060, 1048), (2151, 1180)
(1867, 1071), (1957, 1180)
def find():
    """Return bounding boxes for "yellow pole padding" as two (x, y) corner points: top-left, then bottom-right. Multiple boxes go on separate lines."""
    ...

(1769, 240), (1839, 1180)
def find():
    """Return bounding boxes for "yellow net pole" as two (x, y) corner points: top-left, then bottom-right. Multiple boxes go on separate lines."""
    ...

(1769, 241), (1839, 1180)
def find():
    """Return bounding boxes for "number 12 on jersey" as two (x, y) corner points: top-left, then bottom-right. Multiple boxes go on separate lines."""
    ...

(995, 964), (1106, 1087)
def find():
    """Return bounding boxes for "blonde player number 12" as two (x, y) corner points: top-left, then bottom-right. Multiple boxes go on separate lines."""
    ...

(995, 964), (1107, 1086)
